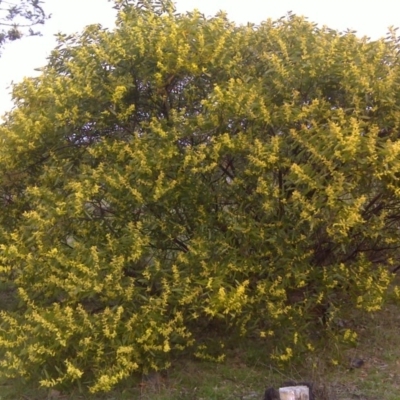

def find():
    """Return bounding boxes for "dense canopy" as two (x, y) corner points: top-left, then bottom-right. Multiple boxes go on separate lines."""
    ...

(1, 0), (400, 393)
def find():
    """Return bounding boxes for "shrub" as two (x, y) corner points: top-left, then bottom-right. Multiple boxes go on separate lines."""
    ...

(0, 0), (400, 392)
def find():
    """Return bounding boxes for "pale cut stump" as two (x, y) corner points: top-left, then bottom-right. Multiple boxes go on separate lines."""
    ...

(279, 385), (310, 400)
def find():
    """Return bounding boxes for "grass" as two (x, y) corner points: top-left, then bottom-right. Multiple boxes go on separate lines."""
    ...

(1, 285), (400, 399)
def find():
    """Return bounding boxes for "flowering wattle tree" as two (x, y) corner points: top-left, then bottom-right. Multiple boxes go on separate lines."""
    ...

(0, 0), (400, 393)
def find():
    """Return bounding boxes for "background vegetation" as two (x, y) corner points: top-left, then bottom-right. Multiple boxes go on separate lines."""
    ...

(0, 0), (49, 52)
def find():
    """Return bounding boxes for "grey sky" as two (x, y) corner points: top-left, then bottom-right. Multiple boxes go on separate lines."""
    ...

(1, 0), (399, 118)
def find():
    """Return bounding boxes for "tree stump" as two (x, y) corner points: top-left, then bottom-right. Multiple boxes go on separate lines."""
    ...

(279, 385), (310, 400)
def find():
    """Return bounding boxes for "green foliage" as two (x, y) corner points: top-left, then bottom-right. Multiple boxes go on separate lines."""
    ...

(1, 0), (400, 393)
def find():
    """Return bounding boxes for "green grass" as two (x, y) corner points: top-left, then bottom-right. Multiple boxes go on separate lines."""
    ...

(1, 285), (400, 399)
